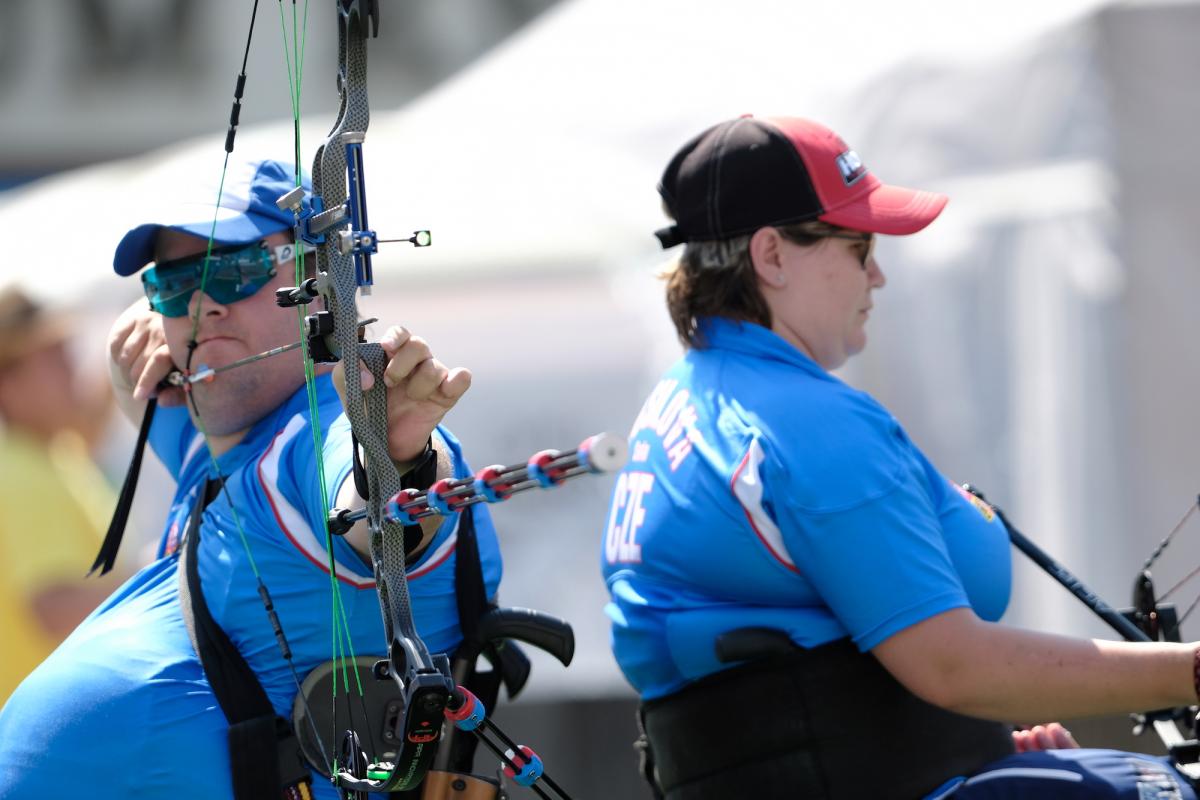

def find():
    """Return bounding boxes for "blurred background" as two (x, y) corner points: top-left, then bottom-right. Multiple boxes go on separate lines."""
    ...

(3, 0), (1200, 795)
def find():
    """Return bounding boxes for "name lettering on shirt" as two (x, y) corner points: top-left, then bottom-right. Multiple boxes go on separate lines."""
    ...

(629, 378), (705, 472)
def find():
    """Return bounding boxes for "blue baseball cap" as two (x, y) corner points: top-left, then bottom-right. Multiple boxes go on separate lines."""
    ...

(113, 158), (311, 276)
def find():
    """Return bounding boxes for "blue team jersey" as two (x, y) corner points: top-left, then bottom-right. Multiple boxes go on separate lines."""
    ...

(0, 375), (502, 799)
(602, 318), (1011, 700)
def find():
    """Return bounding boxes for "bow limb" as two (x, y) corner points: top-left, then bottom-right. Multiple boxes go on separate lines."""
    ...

(301, 3), (449, 793)
(313, 0), (433, 680)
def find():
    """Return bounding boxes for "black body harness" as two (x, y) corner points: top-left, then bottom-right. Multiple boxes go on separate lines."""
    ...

(175, 462), (515, 800)
(638, 632), (1014, 800)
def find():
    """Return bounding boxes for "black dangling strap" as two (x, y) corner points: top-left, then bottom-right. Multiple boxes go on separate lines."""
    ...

(90, 397), (157, 576)
(178, 477), (311, 800)
(444, 505), (496, 774)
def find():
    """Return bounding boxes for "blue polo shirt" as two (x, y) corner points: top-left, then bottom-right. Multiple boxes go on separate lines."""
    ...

(602, 317), (1011, 700)
(0, 376), (501, 799)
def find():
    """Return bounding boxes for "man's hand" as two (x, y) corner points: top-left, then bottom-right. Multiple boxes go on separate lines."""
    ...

(1011, 722), (1080, 752)
(332, 325), (472, 464)
(107, 299), (184, 423)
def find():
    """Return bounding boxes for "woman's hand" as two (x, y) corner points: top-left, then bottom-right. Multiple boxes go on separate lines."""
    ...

(1012, 722), (1080, 752)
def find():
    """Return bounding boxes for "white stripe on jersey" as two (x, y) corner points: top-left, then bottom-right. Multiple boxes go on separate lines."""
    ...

(965, 767), (1083, 785)
(257, 414), (375, 588)
(730, 438), (798, 573)
(181, 432), (205, 472)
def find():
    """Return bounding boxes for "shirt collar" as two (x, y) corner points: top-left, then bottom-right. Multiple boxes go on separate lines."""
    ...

(209, 372), (336, 474)
(698, 316), (829, 376)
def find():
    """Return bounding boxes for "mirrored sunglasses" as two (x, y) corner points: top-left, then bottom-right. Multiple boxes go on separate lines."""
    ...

(141, 241), (298, 318)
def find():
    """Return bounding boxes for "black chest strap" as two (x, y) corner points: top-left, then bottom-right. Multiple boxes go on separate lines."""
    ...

(177, 477), (312, 800)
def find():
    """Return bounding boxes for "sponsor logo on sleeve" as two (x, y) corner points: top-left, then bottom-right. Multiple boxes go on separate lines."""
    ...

(953, 483), (995, 522)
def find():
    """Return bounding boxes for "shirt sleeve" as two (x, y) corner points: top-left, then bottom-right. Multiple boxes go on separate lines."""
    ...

(776, 471), (971, 651)
(757, 395), (973, 652)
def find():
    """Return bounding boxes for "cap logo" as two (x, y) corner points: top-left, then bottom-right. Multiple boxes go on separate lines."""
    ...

(274, 243), (297, 263)
(836, 150), (867, 186)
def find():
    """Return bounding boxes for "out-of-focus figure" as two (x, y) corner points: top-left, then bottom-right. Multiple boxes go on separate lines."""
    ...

(0, 285), (121, 704)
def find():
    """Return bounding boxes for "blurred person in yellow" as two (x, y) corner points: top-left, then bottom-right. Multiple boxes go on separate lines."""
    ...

(0, 285), (121, 703)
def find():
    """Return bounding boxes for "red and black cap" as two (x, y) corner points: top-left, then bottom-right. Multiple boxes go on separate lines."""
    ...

(654, 115), (948, 248)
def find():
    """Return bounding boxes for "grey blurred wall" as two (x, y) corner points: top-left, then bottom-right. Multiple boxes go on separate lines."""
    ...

(0, 0), (558, 176)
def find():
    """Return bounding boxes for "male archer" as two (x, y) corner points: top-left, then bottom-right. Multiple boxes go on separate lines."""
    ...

(0, 158), (503, 800)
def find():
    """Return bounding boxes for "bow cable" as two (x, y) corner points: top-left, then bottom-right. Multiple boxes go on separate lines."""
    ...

(181, 0), (341, 779)
(276, 0), (383, 778)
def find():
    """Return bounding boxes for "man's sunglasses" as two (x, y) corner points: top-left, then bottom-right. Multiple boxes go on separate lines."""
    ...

(141, 240), (303, 318)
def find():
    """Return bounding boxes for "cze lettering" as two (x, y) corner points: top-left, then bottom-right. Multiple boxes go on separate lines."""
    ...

(604, 471), (654, 564)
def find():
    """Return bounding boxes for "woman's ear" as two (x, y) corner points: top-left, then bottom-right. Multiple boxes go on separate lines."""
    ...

(749, 227), (785, 288)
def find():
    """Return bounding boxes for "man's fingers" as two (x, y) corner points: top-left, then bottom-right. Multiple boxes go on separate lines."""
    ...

(382, 336), (432, 388)
(393, 361), (471, 407)
(380, 325), (412, 356)
(132, 347), (176, 401)
(403, 357), (448, 402)
(118, 325), (150, 371)
(107, 305), (144, 363)
(438, 367), (472, 403)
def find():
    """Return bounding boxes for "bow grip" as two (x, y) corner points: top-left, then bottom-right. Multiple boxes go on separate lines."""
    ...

(469, 607), (575, 668)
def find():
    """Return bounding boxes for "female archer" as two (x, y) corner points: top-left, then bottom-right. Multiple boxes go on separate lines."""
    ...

(601, 115), (1200, 799)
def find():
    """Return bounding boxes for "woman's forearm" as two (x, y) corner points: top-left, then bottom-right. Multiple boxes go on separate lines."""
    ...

(874, 608), (1196, 722)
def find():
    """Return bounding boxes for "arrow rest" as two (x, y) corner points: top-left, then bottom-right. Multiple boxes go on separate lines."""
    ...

(1133, 570), (1162, 641)
(304, 311), (339, 363)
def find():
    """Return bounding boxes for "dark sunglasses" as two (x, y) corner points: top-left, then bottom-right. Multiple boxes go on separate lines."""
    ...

(778, 225), (875, 268)
(822, 231), (875, 267)
(141, 241), (284, 318)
